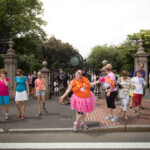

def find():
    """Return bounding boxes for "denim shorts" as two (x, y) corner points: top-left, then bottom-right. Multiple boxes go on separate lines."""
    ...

(0, 96), (10, 105)
(36, 91), (45, 96)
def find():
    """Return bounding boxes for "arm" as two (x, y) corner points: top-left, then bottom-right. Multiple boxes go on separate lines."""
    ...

(4, 78), (9, 87)
(13, 81), (17, 98)
(106, 81), (114, 97)
(25, 81), (30, 96)
(90, 80), (100, 87)
(59, 81), (73, 102)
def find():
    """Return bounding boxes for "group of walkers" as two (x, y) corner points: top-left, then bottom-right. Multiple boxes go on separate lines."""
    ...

(0, 62), (147, 132)
(0, 69), (47, 120)
(59, 63), (147, 131)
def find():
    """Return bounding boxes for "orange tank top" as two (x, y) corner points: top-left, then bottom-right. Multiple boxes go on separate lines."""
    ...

(72, 76), (91, 98)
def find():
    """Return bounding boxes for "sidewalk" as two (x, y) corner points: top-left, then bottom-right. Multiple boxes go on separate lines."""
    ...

(0, 96), (150, 132)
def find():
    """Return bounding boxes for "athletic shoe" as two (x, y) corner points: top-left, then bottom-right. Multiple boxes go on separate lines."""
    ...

(111, 117), (119, 122)
(80, 122), (88, 129)
(140, 105), (144, 109)
(73, 122), (78, 131)
(5, 114), (8, 120)
(105, 115), (113, 120)
(136, 111), (139, 117)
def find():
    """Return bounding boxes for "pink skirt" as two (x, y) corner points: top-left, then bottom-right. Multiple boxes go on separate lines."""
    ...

(70, 92), (96, 113)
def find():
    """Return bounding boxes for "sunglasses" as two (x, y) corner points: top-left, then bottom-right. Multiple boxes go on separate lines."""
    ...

(77, 72), (82, 75)
(140, 66), (143, 68)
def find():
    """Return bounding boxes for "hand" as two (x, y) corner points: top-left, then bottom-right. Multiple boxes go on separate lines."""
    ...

(27, 91), (30, 96)
(106, 91), (110, 97)
(59, 96), (65, 102)
(1, 74), (6, 79)
(132, 85), (136, 89)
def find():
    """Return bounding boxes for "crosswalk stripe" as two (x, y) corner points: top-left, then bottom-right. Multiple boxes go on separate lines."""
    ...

(0, 142), (150, 149)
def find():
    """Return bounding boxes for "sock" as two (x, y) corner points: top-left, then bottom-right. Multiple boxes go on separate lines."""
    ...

(5, 113), (8, 116)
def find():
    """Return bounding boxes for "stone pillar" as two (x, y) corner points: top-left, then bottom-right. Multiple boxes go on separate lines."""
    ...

(40, 61), (50, 99)
(133, 39), (149, 98)
(133, 39), (149, 83)
(99, 60), (108, 99)
(3, 39), (17, 99)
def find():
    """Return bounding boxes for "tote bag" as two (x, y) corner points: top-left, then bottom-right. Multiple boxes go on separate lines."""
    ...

(117, 77), (125, 99)
(118, 89), (125, 99)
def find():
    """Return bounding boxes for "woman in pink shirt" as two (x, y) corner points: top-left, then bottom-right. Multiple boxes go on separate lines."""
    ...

(0, 69), (10, 120)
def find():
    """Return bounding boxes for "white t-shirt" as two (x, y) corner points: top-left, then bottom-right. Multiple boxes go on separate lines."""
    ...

(131, 77), (146, 94)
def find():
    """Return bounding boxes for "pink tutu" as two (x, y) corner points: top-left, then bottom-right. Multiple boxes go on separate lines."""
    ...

(70, 92), (96, 113)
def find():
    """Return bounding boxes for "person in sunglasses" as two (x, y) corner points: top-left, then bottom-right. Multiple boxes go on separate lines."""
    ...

(59, 69), (100, 131)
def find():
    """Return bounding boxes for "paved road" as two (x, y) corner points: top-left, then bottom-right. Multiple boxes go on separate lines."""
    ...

(0, 132), (150, 150)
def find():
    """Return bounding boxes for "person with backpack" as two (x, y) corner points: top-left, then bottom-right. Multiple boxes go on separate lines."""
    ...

(56, 69), (69, 104)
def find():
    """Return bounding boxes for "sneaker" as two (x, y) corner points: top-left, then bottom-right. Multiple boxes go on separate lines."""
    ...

(5, 114), (8, 120)
(105, 115), (113, 120)
(111, 117), (119, 122)
(80, 122), (88, 129)
(73, 122), (78, 131)
(136, 111), (140, 117)
(140, 105), (144, 109)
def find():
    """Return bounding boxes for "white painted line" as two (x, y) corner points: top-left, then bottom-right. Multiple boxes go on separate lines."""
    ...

(8, 128), (73, 132)
(0, 143), (150, 149)
(0, 129), (3, 133)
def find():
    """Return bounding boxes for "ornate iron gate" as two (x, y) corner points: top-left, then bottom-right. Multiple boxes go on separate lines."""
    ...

(49, 52), (101, 99)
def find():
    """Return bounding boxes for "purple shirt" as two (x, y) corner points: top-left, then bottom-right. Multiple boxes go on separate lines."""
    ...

(133, 69), (145, 79)
(0, 77), (9, 96)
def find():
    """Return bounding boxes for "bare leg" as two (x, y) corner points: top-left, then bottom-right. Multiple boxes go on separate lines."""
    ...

(4, 104), (9, 114)
(15, 101), (21, 114)
(41, 95), (47, 112)
(75, 112), (83, 123)
(37, 96), (41, 114)
(112, 108), (117, 117)
(80, 114), (86, 122)
(21, 101), (26, 116)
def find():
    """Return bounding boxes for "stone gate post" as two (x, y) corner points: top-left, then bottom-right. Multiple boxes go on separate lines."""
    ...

(3, 39), (17, 99)
(40, 61), (50, 99)
(133, 39), (149, 98)
(99, 60), (108, 99)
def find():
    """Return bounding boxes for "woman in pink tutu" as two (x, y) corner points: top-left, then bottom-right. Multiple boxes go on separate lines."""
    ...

(60, 70), (100, 131)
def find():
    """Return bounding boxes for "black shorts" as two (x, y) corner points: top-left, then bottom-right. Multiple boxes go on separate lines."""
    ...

(106, 91), (117, 109)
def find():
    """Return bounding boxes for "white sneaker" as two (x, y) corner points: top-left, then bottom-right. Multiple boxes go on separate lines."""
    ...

(111, 117), (119, 122)
(5, 114), (8, 120)
(73, 122), (78, 131)
(80, 122), (88, 129)
(105, 115), (113, 120)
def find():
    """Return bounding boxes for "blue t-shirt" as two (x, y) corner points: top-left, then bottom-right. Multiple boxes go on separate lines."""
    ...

(15, 76), (27, 92)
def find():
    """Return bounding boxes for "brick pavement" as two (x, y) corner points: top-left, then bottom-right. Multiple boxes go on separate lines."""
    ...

(85, 98), (150, 126)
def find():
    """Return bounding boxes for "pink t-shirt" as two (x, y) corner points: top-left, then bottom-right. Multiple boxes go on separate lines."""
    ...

(0, 77), (9, 96)
(104, 72), (117, 92)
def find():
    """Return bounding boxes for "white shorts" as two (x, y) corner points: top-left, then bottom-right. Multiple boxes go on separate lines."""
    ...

(15, 91), (28, 101)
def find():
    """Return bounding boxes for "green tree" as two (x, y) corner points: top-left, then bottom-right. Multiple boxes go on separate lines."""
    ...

(0, 0), (46, 37)
(87, 45), (123, 72)
(40, 36), (79, 70)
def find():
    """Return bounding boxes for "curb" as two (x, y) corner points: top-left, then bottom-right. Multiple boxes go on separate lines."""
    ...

(126, 124), (150, 132)
(1, 125), (150, 133)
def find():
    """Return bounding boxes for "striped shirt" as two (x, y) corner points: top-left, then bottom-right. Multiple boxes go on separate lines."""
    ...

(117, 77), (131, 95)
